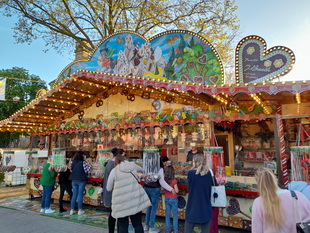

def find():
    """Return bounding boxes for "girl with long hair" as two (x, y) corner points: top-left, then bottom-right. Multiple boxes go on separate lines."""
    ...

(252, 168), (310, 233)
(164, 165), (179, 233)
(143, 155), (176, 233)
(69, 151), (91, 216)
(185, 153), (213, 233)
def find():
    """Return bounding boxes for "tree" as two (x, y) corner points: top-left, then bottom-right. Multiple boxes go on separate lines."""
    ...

(0, 67), (47, 147)
(0, 0), (240, 67)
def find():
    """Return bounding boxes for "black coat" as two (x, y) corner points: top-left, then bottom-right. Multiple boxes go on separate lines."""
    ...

(58, 168), (72, 184)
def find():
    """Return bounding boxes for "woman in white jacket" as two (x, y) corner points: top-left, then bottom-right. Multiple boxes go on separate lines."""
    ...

(107, 152), (151, 233)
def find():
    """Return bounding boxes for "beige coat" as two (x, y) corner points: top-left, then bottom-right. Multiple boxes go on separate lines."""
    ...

(107, 161), (151, 219)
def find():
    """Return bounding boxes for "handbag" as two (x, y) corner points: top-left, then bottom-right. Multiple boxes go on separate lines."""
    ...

(210, 169), (227, 207)
(290, 191), (310, 233)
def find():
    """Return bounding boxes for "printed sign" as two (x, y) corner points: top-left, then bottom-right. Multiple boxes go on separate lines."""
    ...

(0, 77), (6, 100)
(235, 35), (295, 83)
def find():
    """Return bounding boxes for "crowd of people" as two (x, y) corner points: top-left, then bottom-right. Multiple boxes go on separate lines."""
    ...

(39, 147), (310, 233)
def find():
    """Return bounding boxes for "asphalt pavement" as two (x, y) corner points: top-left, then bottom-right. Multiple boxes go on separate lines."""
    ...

(0, 207), (107, 233)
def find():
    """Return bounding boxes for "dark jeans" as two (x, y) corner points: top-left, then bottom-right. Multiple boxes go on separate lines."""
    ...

(108, 207), (119, 233)
(41, 185), (54, 209)
(59, 183), (73, 210)
(118, 211), (143, 233)
(185, 221), (211, 233)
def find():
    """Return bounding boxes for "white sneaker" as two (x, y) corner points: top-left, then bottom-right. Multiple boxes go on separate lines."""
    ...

(45, 208), (55, 214)
(78, 210), (85, 216)
(70, 210), (74, 215)
(144, 225), (149, 231)
(40, 208), (45, 213)
(149, 228), (159, 233)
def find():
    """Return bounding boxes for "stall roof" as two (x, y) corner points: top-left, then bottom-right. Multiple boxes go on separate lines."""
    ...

(0, 70), (309, 133)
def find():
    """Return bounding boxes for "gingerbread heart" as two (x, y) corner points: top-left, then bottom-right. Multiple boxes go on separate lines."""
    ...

(193, 76), (204, 84)
(197, 54), (207, 64)
(209, 75), (220, 85)
(226, 198), (241, 216)
(34, 178), (41, 189)
(236, 35), (295, 83)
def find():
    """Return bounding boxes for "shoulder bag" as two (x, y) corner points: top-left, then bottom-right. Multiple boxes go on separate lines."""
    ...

(209, 169), (227, 207)
(291, 190), (310, 233)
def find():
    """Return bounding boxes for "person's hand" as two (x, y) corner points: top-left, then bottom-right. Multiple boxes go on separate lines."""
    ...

(171, 188), (176, 195)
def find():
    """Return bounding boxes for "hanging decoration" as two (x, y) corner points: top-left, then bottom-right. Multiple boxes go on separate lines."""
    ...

(204, 129), (227, 185)
(290, 124), (310, 182)
(141, 147), (161, 183)
(50, 148), (67, 172)
(98, 149), (113, 170)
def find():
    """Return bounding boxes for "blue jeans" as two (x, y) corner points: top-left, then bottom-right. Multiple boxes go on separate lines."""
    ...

(144, 187), (160, 228)
(71, 180), (86, 210)
(41, 185), (54, 209)
(165, 197), (178, 232)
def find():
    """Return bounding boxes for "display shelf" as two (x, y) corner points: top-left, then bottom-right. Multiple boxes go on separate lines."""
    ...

(242, 148), (276, 151)
(27, 173), (41, 177)
(226, 189), (259, 196)
(240, 158), (273, 162)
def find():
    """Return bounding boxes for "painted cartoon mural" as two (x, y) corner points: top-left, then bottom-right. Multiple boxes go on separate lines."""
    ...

(55, 30), (224, 86)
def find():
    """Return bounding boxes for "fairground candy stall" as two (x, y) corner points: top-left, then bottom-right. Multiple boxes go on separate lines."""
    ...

(0, 30), (309, 231)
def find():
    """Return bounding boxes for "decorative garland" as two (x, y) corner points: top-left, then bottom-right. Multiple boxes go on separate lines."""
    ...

(31, 103), (278, 135)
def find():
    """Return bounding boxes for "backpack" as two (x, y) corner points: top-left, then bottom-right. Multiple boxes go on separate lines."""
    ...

(288, 181), (310, 201)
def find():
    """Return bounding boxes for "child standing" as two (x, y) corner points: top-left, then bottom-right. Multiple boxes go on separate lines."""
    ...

(164, 165), (179, 233)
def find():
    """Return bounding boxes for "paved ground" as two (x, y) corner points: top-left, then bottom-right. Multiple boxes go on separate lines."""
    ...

(0, 207), (106, 233)
(0, 184), (249, 233)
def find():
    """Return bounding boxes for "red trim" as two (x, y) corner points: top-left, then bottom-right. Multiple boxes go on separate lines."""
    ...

(225, 189), (259, 196)
(26, 173), (258, 196)
(88, 178), (103, 182)
(27, 173), (42, 177)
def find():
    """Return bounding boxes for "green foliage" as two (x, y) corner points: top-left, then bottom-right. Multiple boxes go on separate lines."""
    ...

(0, 0), (240, 67)
(0, 172), (4, 184)
(0, 67), (47, 147)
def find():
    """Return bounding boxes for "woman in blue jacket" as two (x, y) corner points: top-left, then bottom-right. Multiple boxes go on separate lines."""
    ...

(185, 153), (213, 233)
(69, 151), (91, 216)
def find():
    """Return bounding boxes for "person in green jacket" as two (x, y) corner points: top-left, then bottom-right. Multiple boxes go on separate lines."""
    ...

(40, 157), (57, 214)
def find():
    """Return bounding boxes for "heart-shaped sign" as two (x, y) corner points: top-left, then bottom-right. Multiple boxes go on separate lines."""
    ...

(236, 35), (295, 83)
(226, 198), (241, 216)
(226, 198), (252, 219)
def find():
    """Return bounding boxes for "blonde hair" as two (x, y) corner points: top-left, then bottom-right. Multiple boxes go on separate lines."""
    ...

(192, 153), (209, 176)
(255, 168), (283, 230)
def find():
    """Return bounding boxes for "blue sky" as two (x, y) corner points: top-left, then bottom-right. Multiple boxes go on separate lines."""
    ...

(0, 0), (309, 84)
